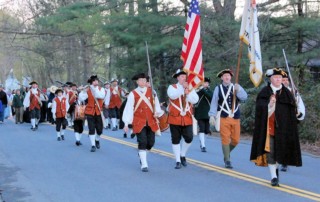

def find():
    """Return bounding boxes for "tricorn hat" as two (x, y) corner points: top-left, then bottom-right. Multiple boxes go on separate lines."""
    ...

(265, 68), (287, 78)
(204, 77), (211, 83)
(217, 69), (233, 78)
(55, 88), (63, 94)
(29, 81), (38, 85)
(104, 81), (110, 85)
(87, 75), (99, 84)
(172, 69), (187, 78)
(110, 78), (118, 83)
(65, 81), (73, 87)
(132, 73), (147, 81)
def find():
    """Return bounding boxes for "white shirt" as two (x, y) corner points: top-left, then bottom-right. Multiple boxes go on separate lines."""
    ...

(122, 86), (163, 127)
(23, 88), (39, 108)
(167, 83), (199, 104)
(78, 85), (106, 102)
(51, 96), (70, 116)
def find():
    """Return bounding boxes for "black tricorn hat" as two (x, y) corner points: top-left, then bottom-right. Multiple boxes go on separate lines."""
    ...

(55, 88), (63, 94)
(217, 69), (234, 78)
(87, 75), (99, 84)
(265, 68), (287, 78)
(204, 77), (211, 83)
(65, 81), (73, 86)
(172, 69), (187, 78)
(29, 81), (38, 85)
(132, 73), (147, 81)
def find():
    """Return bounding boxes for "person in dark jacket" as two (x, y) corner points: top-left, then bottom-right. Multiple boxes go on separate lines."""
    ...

(0, 84), (8, 123)
(12, 89), (25, 124)
(194, 77), (213, 152)
(250, 68), (302, 187)
(47, 86), (57, 124)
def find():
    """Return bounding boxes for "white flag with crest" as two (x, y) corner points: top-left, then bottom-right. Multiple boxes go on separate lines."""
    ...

(239, 0), (263, 87)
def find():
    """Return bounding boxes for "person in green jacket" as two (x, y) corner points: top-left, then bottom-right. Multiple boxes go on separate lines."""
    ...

(12, 89), (25, 124)
(194, 77), (213, 152)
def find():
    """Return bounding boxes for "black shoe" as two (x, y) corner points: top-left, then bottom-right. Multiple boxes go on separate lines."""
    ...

(31, 127), (36, 131)
(180, 157), (187, 167)
(90, 146), (96, 152)
(201, 146), (207, 152)
(280, 165), (287, 172)
(57, 137), (61, 141)
(131, 133), (135, 139)
(61, 135), (65, 140)
(112, 127), (117, 131)
(75, 141), (82, 146)
(95, 141), (100, 149)
(35, 124), (38, 129)
(271, 178), (279, 187)
(225, 161), (233, 169)
(175, 162), (182, 169)
(123, 133), (127, 138)
(141, 167), (149, 172)
(15, 122), (18, 124)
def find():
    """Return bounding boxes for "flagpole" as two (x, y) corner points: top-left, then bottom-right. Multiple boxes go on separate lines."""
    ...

(232, 40), (243, 113)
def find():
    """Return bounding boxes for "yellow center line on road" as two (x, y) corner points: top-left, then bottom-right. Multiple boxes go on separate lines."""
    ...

(99, 134), (320, 201)
(60, 125), (320, 201)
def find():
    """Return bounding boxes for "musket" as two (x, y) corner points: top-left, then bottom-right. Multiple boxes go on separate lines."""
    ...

(15, 81), (29, 88)
(55, 80), (65, 85)
(145, 41), (156, 114)
(282, 49), (299, 100)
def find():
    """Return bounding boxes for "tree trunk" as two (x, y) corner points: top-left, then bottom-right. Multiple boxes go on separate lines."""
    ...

(297, 0), (303, 54)
(212, 0), (236, 19)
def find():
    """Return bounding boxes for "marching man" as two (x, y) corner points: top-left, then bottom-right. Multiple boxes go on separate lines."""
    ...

(78, 75), (106, 152)
(194, 77), (213, 152)
(250, 68), (302, 187)
(122, 73), (163, 172)
(280, 71), (305, 172)
(167, 69), (199, 169)
(52, 88), (70, 141)
(105, 79), (126, 131)
(23, 81), (42, 131)
(208, 69), (248, 169)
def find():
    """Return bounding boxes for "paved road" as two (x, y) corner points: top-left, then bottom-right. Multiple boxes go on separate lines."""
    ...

(0, 119), (319, 202)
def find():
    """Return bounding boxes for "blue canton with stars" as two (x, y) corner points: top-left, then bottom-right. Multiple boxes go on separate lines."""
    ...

(189, 0), (200, 17)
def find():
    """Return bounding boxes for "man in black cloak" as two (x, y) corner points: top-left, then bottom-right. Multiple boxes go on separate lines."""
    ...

(250, 68), (302, 187)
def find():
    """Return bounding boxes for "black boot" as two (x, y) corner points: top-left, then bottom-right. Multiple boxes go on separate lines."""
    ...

(175, 162), (182, 169)
(90, 146), (96, 152)
(123, 133), (127, 138)
(180, 157), (187, 167)
(271, 178), (279, 187)
(95, 140), (100, 149)
(225, 161), (233, 169)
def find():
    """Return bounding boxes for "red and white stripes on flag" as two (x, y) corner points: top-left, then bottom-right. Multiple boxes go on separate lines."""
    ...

(239, 0), (263, 87)
(181, 0), (204, 90)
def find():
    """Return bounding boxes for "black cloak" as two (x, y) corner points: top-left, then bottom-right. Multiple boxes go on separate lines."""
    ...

(250, 83), (302, 167)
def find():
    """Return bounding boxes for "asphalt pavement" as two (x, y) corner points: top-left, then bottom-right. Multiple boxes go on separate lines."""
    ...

(0, 119), (319, 202)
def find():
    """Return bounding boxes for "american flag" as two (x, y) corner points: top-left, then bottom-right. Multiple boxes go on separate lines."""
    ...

(181, 0), (204, 90)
